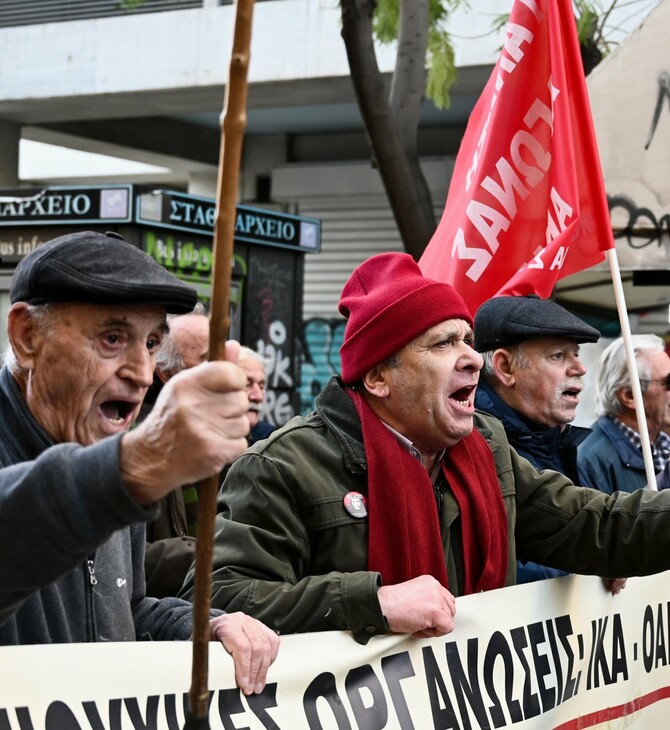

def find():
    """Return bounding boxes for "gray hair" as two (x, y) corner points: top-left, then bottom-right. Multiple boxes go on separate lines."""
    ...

(479, 343), (530, 385)
(595, 334), (665, 417)
(238, 346), (267, 372)
(155, 302), (207, 375)
(155, 330), (183, 374)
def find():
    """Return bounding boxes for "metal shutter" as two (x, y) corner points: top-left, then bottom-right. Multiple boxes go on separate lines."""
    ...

(273, 158), (452, 321)
(298, 194), (404, 321)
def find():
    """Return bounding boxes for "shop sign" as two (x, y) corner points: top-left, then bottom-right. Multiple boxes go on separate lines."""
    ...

(0, 186), (132, 225)
(137, 189), (321, 252)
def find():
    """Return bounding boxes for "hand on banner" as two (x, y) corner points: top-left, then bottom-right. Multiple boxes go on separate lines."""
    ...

(378, 575), (456, 638)
(210, 612), (280, 695)
(606, 577), (627, 595)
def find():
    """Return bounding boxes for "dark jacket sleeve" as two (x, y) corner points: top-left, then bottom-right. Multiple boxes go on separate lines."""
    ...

(145, 537), (197, 599)
(179, 447), (385, 644)
(0, 435), (217, 640)
(512, 445), (670, 577)
(145, 489), (197, 599)
(0, 436), (159, 627)
(131, 524), (218, 641)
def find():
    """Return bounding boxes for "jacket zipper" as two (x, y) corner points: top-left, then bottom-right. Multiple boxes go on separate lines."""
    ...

(434, 482), (444, 510)
(85, 555), (98, 641)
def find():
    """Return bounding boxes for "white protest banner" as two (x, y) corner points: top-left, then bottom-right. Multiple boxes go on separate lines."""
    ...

(2, 573), (670, 729)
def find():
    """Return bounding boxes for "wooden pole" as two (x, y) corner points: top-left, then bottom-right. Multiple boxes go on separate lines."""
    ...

(185, 1), (255, 726)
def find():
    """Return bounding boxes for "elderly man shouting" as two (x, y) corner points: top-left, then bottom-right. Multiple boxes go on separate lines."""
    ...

(0, 231), (278, 696)
(185, 252), (670, 645)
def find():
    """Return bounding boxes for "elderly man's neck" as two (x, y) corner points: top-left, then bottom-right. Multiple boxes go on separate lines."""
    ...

(364, 394), (440, 474)
(617, 410), (660, 441)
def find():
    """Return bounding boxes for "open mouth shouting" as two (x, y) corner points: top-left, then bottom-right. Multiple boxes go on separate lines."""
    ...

(450, 384), (477, 411)
(559, 382), (582, 404)
(99, 399), (140, 431)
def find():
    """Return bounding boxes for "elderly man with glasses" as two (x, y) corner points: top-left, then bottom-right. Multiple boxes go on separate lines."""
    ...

(578, 334), (670, 494)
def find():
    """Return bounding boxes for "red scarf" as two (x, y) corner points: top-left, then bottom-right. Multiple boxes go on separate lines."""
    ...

(348, 389), (508, 594)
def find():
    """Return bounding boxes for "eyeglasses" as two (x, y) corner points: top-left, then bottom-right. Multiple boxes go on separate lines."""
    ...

(640, 373), (670, 390)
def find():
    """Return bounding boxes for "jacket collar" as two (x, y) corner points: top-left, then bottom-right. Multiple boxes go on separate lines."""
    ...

(315, 376), (367, 473)
(594, 415), (646, 467)
(0, 365), (53, 462)
(474, 380), (591, 472)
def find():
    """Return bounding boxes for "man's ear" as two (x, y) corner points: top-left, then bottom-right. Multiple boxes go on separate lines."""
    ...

(155, 367), (171, 384)
(362, 363), (391, 398)
(491, 349), (516, 387)
(7, 303), (39, 370)
(616, 385), (635, 411)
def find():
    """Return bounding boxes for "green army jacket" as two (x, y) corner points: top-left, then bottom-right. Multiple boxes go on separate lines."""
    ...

(182, 376), (670, 644)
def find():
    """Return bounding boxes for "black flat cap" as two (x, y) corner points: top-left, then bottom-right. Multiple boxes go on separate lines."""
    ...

(10, 231), (197, 314)
(474, 295), (600, 352)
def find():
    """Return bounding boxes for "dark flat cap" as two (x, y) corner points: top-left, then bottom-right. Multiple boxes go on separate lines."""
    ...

(10, 231), (197, 314)
(474, 295), (600, 352)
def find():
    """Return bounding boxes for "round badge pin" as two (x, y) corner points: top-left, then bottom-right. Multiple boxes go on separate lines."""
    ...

(343, 491), (368, 518)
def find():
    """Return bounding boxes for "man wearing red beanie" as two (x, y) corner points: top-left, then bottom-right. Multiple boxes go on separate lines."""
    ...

(187, 252), (670, 644)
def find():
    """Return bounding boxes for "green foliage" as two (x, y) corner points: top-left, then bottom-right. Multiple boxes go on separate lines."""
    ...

(373, 0), (400, 42)
(373, 0), (466, 109)
(426, 29), (456, 109)
(574, 1), (602, 40)
(427, 0), (462, 108)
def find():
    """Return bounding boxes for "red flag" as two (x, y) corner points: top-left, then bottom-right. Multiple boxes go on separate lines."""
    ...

(419, 0), (614, 317)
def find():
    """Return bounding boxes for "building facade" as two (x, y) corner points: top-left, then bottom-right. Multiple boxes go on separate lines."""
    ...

(0, 0), (666, 422)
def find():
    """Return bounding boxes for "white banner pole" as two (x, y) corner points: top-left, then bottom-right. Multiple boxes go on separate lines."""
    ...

(606, 248), (657, 490)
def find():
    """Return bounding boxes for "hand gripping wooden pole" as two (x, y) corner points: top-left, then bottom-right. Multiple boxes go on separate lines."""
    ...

(184, 1), (254, 726)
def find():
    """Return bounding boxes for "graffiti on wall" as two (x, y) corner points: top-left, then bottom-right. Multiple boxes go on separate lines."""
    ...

(299, 318), (345, 415)
(257, 319), (295, 426)
(247, 252), (298, 427)
(608, 194), (670, 251)
(645, 71), (670, 150)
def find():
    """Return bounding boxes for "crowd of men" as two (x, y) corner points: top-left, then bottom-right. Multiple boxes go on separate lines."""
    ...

(2, 231), (670, 688)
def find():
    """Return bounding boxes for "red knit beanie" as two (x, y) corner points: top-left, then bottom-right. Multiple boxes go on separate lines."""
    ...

(338, 252), (473, 383)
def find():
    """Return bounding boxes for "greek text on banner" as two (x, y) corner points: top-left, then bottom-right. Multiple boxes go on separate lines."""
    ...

(2, 574), (670, 729)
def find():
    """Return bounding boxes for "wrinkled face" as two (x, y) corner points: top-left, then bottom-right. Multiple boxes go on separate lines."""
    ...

(169, 314), (209, 370)
(379, 319), (483, 452)
(500, 337), (586, 428)
(25, 302), (167, 446)
(639, 349), (670, 438)
(239, 358), (266, 429)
